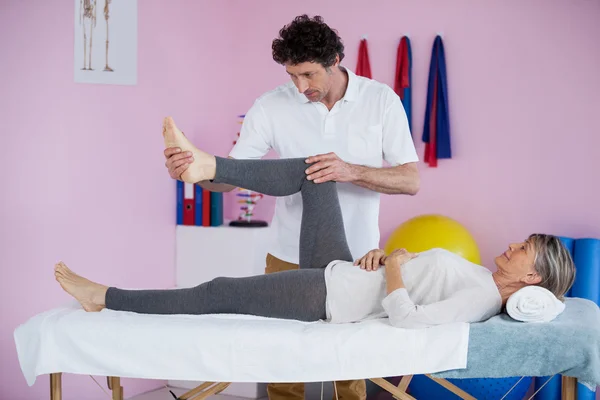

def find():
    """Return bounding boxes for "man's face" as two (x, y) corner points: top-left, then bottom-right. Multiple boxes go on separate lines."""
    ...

(285, 61), (334, 102)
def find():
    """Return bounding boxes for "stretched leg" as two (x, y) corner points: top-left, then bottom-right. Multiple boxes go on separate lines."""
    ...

(162, 116), (353, 268)
(54, 262), (327, 321)
(213, 156), (353, 268)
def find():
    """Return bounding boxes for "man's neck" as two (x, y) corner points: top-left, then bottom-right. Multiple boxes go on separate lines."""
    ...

(321, 66), (349, 110)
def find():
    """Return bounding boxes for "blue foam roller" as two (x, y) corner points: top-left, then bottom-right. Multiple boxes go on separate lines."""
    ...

(576, 383), (596, 400)
(571, 238), (600, 396)
(533, 375), (561, 400)
(408, 375), (460, 399)
(559, 236), (575, 257)
(559, 237), (575, 297)
(571, 238), (600, 306)
(408, 375), (532, 400)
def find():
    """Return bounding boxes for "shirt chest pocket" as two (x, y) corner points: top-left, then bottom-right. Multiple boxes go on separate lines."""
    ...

(347, 124), (383, 162)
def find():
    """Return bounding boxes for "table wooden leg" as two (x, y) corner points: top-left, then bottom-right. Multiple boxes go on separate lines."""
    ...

(50, 373), (62, 400)
(561, 376), (577, 400)
(398, 375), (413, 392)
(108, 376), (123, 400)
(426, 375), (477, 400)
(179, 382), (231, 400)
(370, 378), (417, 400)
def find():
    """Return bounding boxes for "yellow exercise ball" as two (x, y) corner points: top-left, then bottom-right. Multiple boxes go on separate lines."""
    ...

(384, 214), (481, 265)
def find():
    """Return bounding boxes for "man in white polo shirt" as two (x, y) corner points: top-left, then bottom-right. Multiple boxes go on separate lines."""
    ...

(164, 14), (419, 400)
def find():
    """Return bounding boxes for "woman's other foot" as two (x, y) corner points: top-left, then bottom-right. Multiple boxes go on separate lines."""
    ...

(54, 262), (108, 312)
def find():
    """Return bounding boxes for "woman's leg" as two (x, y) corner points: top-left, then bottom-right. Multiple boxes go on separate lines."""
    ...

(212, 156), (353, 269)
(55, 262), (327, 321)
(106, 269), (327, 321)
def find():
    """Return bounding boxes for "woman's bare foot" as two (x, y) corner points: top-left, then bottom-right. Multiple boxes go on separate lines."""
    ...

(54, 262), (108, 312)
(162, 116), (216, 183)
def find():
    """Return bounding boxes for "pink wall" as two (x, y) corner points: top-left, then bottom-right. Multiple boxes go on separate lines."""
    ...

(0, 1), (235, 398)
(1, 0), (599, 399)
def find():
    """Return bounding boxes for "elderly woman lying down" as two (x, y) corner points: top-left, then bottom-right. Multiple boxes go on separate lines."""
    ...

(54, 117), (576, 329)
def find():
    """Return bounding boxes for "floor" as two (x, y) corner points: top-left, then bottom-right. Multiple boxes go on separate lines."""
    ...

(128, 387), (264, 400)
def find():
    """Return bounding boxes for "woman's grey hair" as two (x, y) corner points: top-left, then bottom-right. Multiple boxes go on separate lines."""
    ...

(528, 233), (576, 301)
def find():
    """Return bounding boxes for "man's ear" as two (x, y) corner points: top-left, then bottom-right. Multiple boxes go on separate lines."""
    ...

(333, 54), (340, 67)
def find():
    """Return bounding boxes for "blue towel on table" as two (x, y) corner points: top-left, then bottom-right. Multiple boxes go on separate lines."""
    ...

(433, 297), (600, 390)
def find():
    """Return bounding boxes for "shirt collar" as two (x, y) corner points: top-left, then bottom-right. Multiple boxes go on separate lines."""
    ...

(341, 67), (359, 102)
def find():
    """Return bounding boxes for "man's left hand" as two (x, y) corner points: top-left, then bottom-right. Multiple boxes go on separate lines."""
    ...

(305, 152), (357, 183)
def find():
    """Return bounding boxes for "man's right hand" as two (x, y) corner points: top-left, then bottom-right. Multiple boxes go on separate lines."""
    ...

(164, 147), (193, 181)
(354, 249), (387, 271)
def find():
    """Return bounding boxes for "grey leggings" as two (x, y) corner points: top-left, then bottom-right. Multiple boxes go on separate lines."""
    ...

(105, 157), (353, 322)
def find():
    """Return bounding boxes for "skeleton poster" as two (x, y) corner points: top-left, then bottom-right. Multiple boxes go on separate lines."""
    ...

(74, 0), (137, 85)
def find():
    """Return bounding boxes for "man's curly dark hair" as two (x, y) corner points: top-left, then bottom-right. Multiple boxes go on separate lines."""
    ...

(272, 15), (345, 68)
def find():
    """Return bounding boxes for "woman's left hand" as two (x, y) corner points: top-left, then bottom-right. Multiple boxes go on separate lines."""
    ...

(354, 249), (387, 271)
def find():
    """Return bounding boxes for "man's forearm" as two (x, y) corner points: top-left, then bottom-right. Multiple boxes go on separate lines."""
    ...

(195, 180), (236, 192)
(350, 163), (420, 195)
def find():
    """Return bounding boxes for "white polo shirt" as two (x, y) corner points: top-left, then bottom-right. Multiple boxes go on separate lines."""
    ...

(229, 67), (419, 265)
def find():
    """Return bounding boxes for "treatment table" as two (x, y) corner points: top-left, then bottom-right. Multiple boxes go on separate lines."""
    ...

(14, 297), (600, 400)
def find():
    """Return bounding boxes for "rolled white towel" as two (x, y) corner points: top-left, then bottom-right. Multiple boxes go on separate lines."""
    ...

(506, 286), (566, 323)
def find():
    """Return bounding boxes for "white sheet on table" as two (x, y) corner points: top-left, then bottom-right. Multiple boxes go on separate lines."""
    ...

(14, 303), (470, 386)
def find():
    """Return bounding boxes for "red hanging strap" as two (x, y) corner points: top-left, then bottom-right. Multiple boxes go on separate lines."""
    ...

(394, 37), (410, 99)
(356, 39), (372, 78)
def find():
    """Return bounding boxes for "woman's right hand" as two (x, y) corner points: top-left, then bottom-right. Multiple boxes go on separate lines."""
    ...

(384, 248), (418, 267)
(354, 249), (387, 271)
